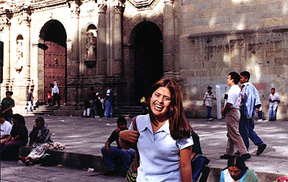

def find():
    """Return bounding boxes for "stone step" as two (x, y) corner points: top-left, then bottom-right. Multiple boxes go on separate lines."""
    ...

(114, 106), (143, 118)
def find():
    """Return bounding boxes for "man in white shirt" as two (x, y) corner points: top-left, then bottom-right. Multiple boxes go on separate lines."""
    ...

(0, 114), (12, 144)
(220, 72), (250, 161)
(51, 82), (60, 106)
(269, 88), (280, 121)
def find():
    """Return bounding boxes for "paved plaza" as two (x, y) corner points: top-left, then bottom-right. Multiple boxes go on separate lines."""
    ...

(1, 115), (288, 181)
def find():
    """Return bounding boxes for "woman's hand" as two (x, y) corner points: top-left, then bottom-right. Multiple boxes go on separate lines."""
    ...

(120, 130), (139, 143)
(119, 130), (139, 149)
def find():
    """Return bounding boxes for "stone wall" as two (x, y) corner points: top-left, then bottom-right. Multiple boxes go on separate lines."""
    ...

(179, 0), (288, 119)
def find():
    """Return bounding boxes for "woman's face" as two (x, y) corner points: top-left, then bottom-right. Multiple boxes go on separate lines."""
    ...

(228, 166), (242, 180)
(35, 120), (42, 128)
(150, 87), (171, 121)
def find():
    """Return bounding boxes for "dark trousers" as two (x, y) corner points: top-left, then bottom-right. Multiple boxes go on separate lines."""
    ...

(0, 141), (26, 159)
(206, 106), (212, 119)
(192, 155), (210, 182)
(240, 109), (264, 150)
(52, 94), (60, 106)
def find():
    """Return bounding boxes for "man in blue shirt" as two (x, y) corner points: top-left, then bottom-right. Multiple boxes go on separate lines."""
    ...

(239, 71), (266, 156)
(104, 85), (113, 118)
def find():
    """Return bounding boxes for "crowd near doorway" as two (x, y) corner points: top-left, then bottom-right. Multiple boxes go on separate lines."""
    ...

(133, 21), (163, 103)
(42, 21), (67, 105)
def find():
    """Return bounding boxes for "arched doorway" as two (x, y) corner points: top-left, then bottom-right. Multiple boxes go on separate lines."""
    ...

(133, 21), (163, 103)
(39, 20), (67, 104)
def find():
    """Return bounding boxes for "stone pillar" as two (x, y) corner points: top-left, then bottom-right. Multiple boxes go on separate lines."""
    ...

(112, 2), (124, 76)
(97, 3), (107, 76)
(163, 0), (175, 77)
(70, 2), (80, 76)
(23, 7), (31, 80)
(107, 0), (113, 76)
(1, 18), (11, 95)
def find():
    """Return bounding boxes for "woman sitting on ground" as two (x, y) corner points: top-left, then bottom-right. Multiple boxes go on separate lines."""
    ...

(0, 114), (28, 160)
(220, 155), (258, 182)
(20, 117), (53, 165)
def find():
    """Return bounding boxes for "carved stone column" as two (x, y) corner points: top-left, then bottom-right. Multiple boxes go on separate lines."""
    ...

(70, 2), (81, 76)
(163, 0), (175, 76)
(97, 3), (107, 76)
(1, 16), (11, 93)
(112, 2), (124, 76)
(23, 7), (31, 80)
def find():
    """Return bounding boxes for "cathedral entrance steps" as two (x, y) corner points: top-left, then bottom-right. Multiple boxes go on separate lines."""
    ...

(113, 106), (143, 118)
(32, 105), (61, 116)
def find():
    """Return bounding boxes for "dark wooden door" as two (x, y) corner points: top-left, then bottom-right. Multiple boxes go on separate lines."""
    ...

(44, 41), (66, 104)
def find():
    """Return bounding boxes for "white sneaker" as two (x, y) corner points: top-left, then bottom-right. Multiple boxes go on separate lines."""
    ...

(258, 119), (263, 122)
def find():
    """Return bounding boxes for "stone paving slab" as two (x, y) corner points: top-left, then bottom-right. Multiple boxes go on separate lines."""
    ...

(2, 114), (288, 181)
(1, 160), (123, 182)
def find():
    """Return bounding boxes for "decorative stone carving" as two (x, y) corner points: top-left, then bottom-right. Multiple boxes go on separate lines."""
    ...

(0, 17), (10, 31)
(86, 32), (97, 60)
(70, 2), (81, 16)
(18, 6), (32, 26)
(128, 0), (158, 8)
(114, 1), (124, 13)
(98, 3), (107, 13)
(15, 38), (24, 73)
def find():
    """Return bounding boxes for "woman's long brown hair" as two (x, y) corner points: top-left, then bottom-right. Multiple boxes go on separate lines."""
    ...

(147, 78), (193, 140)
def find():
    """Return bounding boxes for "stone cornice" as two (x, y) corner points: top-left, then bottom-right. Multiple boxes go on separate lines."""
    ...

(188, 26), (288, 40)
(0, 0), (68, 15)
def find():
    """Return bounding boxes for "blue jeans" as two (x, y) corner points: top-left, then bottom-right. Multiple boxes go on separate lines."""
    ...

(258, 110), (262, 119)
(269, 103), (278, 120)
(191, 155), (209, 182)
(101, 146), (135, 173)
(240, 109), (263, 150)
(206, 106), (212, 119)
(104, 100), (113, 118)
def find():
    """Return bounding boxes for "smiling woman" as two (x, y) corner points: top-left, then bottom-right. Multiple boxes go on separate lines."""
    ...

(120, 78), (194, 182)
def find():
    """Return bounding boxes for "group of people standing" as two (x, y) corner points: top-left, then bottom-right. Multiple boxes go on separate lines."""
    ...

(204, 78), (281, 122)
(83, 85), (114, 118)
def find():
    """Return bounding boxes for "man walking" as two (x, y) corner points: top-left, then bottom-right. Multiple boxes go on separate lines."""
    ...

(239, 71), (266, 156)
(220, 72), (250, 160)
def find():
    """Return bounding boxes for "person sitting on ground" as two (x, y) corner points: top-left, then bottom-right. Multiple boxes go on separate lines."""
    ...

(0, 114), (28, 160)
(19, 117), (53, 166)
(101, 117), (135, 176)
(191, 131), (210, 182)
(0, 114), (12, 144)
(220, 155), (258, 182)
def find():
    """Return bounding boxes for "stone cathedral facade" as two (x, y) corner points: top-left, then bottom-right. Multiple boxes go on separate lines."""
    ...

(0, 0), (287, 119)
